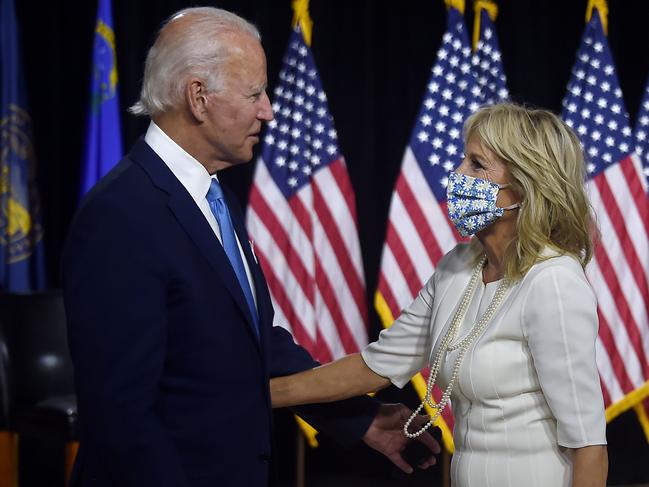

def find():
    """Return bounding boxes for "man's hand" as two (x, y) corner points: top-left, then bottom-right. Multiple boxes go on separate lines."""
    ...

(362, 403), (441, 474)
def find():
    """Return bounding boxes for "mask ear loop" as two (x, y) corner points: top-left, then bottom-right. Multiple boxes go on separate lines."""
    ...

(496, 183), (520, 211)
(501, 203), (520, 211)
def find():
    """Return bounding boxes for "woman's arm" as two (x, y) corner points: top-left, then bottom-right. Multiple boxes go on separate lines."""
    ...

(271, 255), (442, 408)
(271, 353), (391, 407)
(571, 445), (608, 487)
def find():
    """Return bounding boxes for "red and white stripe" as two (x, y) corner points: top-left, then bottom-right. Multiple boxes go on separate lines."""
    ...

(247, 156), (367, 363)
(376, 147), (463, 433)
(586, 153), (649, 410)
(378, 149), (461, 313)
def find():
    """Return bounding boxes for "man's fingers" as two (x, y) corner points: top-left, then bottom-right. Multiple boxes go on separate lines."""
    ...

(410, 413), (431, 426)
(407, 414), (441, 455)
(417, 455), (438, 469)
(389, 453), (414, 474)
(416, 429), (442, 454)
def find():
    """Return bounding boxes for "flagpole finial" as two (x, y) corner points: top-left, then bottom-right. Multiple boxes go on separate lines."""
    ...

(292, 0), (313, 46)
(445, 0), (465, 15)
(586, 0), (608, 35)
(472, 0), (498, 51)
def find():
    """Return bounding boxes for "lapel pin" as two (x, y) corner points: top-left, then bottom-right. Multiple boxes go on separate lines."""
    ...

(249, 240), (258, 264)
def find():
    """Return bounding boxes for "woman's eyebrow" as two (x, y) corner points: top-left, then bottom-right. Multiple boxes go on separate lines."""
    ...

(466, 151), (491, 165)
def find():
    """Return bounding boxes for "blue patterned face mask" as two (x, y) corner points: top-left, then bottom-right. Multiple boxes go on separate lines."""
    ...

(446, 172), (519, 237)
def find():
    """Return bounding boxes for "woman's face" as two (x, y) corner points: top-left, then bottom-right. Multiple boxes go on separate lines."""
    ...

(455, 134), (519, 211)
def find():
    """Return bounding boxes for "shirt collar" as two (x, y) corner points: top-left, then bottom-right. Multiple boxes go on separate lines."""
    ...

(144, 121), (217, 204)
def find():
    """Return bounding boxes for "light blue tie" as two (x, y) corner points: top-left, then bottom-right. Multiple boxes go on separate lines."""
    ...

(206, 179), (259, 337)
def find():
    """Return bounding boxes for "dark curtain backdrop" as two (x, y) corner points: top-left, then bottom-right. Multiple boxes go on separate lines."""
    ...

(14, 0), (649, 484)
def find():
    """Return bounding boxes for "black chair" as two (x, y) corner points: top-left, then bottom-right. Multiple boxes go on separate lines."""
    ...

(0, 290), (78, 485)
(0, 313), (17, 485)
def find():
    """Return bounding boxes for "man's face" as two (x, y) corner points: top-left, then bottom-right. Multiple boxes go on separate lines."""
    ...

(201, 34), (273, 167)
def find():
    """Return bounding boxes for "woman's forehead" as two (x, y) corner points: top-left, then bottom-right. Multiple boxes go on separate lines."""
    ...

(465, 134), (492, 158)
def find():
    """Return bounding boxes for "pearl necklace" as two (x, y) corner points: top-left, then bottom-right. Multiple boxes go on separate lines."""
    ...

(403, 255), (511, 438)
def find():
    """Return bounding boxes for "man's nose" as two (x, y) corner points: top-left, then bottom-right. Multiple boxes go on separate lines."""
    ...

(258, 91), (273, 121)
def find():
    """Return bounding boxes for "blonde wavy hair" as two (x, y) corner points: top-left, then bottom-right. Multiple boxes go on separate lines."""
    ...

(464, 102), (595, 280)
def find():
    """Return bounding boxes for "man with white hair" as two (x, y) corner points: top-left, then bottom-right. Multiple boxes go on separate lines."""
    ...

(63, 7), (438, 486)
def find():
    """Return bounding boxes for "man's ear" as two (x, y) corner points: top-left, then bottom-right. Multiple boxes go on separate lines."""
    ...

(186, 79), (209, 122)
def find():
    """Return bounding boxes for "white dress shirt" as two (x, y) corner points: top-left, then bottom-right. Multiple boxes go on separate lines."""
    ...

(144, 122), (257, 308)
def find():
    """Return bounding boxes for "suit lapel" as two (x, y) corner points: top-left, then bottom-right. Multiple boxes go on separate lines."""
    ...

(130, 139), (262, 351)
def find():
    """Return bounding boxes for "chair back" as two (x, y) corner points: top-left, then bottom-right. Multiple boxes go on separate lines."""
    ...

(0, 323), (10, 429)
(0, 291), (75, 408)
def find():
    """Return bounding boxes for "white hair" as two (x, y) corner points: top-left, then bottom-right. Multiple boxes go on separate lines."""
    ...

(129, 7), (260, 116)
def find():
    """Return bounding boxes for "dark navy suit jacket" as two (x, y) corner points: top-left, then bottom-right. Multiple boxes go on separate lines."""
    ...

(62, 139), (378, 487)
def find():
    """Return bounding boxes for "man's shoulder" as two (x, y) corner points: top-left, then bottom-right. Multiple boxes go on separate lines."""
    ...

(80, 142), (159, 211)
(71, 156), (164, 241)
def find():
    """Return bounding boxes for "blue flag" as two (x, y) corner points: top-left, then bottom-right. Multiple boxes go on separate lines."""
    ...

(79, 0), (123, 196)
(0, 0), (46, 291)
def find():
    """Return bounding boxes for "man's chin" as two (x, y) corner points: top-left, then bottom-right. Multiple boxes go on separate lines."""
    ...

(218, 145), (256, 167)
(242, 143), (258, 163)
(232, 151), (255, 166)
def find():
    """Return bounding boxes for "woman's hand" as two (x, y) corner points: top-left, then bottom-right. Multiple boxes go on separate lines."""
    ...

(270, 353), (390, 407)
(571, 445), (608, 487)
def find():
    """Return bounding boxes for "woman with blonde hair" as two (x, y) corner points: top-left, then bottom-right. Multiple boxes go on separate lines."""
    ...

(271, 103), (608, 486)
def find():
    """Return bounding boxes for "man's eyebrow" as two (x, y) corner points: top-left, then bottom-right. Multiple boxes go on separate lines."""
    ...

(247, 83), (267, 94)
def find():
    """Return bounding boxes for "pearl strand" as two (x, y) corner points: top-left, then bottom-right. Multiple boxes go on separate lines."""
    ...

(403, 255), (510, 438)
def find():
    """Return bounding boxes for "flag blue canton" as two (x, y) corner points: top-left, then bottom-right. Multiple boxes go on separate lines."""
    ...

(560, 10), (633, 178)
(262, 28), (340, 198)
(473, 9), (509, 104)
(635, 79), (649, 179)
(79, 0), (123, 197)
(409, 7), (481, 203)
(0, 0), (46, 291)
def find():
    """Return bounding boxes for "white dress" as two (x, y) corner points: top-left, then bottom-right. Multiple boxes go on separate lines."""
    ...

(362, 244), (606, 487)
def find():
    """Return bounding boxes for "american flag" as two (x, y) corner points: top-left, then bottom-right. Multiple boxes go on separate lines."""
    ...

(374, 3), (507, 452)
(246, 27), (367, 365)
(560, 9), (649, 428)
(635, 79), (649, 178)
(632, 78), (649, 440)
(472, 4), (509, 104)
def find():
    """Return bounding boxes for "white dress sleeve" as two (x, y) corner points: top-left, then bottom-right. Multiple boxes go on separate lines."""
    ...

(361, 274), (436, 388)
(522, 261), (607, 448)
